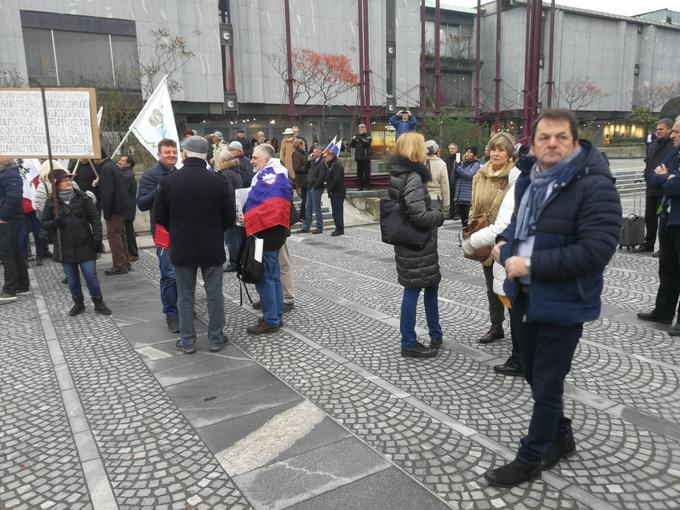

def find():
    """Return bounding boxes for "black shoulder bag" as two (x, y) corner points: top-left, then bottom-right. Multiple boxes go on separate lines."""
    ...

(380, 176), (432, 250)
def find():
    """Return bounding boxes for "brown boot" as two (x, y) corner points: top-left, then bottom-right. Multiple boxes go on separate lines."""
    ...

(478, 324), (504, 344)
(246, 319), (280, 335)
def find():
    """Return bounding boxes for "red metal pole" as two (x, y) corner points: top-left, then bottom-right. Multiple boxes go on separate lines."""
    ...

(284, 0), (295, 126)
(546, 0), (556, 108)
(434, 0), (441, 113)
(522, 0), (532, 138)
(357, 0), (365, 117)
(419, 0), (427, 111)
(363, 0), (371, 126)
(474, 0), (481, 123)
(494, 0), (502, 131)
(526, 0), (543, 135)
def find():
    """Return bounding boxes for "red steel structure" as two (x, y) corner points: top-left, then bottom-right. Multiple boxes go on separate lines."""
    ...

(283, 0), (295, 126)
(434, 0), (442, 113)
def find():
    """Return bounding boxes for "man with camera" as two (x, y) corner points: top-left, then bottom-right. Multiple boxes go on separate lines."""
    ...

(389, 109), (417, 140)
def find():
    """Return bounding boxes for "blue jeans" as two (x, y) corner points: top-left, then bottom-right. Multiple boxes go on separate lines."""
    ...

(330, 195), (344, 233)
(255, 250), (283, 327)
(19, 211), (45, 258)
(175, 264), (224, 349)
(62, 260), (102, 302)
(225, 225), (244, 270)
(400, 286), (442, 348)
(157, 247), (178, 320)
(511, 291), (582, 465)
(303, 188), (323, 231)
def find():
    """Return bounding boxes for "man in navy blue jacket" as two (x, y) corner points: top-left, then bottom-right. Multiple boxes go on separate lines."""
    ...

(638, 117), (680, 336)
(485, 109), (622, 488)
(0, 158), (29, 302)
(137, 139), (180, 333)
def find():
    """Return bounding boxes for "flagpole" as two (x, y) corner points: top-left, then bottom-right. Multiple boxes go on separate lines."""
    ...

(111, 74), (169, 158)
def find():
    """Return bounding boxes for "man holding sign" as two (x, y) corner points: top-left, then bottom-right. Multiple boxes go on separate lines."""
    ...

(0, 158), (29, 303)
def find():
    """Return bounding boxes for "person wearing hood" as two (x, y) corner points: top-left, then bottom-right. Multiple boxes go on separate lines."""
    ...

(454, 145), (481, 227)
(466, 132), (516, 345)
(485, 109), (621, 488)
(387, 132), (445, 358)
(41, 169), (111, 316)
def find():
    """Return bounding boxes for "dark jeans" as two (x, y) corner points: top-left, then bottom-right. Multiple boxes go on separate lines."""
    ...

(643, 194), (662, 249)
(483, 264), (505, 328)
(455, 203), (470, 228)
(19, 211), (46, 258)
(255, 249), (283, 327)
(303, 188), (323, 231)
(356, 159), (371, 189)
(225, 225), (244, 270)
(156, 247), (178, 320)
(62, 259), (102, 302)
(330, 195), (344, 233)
(298, 186), (308, 222)
(400, 286), (442, 348)
(511, 291), (582, 465)
(654, 223), (680, 320)
(125, 219), (138, 257)
(0, 216), (29, 294)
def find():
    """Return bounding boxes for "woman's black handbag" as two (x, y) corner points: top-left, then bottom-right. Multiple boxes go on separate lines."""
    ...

(380, 179), (431, 250)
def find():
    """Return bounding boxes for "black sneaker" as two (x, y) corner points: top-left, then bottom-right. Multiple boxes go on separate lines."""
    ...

(16, 288), (31, 295)
(209, 335), (229, 352)
(0, 291), (17, 304)
(401, 341), (436, 358)
(541, 433), (576, 469)
(484, 459), (541, 488)
(69, 302), (85, 316)
(93, 299), (112, 315)
(167, 318), (180, 333)
(175, 339), (196, 354)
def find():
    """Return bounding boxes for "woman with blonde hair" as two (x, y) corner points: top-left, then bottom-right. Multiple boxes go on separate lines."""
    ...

(388, 132), (445, 358)
(465, 131), (516, 344)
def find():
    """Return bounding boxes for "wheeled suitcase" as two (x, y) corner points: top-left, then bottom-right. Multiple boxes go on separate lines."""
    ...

(619, 179), (646, 250)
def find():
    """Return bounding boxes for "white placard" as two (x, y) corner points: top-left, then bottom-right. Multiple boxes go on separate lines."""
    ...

(0, 88), (100, 159)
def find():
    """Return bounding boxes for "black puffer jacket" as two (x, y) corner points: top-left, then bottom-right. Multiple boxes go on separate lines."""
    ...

(42, 189), (102, 264)
(388, 157), (445, 288)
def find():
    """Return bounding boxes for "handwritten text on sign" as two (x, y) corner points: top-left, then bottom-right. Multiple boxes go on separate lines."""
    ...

(0, 89), (98, 158)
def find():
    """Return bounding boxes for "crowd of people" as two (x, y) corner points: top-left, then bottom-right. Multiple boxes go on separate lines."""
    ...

(1, 107), (679, 491)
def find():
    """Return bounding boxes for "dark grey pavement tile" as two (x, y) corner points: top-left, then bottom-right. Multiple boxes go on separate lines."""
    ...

(288, 467), (449, 510)
(120, 318), (206, 346)
(232, 437), (390, 510)
(166, 365), (302, 428)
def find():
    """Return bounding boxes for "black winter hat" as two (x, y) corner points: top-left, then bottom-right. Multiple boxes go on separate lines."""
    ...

(465, 145), (478, 156)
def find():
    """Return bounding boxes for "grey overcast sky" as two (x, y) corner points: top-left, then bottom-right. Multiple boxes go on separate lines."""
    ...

(456, 1), (673, 17)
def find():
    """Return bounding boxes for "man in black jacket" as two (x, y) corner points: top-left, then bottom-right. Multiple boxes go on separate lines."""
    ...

(301, 146), (326, 233)
(350, 124), (372, 190)
(326, 149), (346, 236)
(154, 136), (235, 354)
(636, 118), (675, 254)
(117, 155), (138, 261)
(445, 143), (459, 219)
(0, 158), (29, 302)
(97, 151), (131, 275)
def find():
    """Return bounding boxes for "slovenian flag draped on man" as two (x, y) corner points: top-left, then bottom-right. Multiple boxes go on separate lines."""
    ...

(243, 158), (292, 236)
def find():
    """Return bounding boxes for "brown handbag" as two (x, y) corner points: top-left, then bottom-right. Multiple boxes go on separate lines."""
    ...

(462, 180), (508, 261)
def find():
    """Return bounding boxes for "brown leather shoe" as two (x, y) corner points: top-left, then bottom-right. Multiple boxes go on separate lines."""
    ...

(478, 325), (504, 344)
(246, 319), (280, 335)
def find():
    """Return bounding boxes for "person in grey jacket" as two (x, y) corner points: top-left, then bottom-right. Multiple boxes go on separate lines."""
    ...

(387, 132), (445, 358)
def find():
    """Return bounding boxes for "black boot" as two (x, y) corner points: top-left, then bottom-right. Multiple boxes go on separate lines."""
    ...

(494, 356), (522, 376)
(541, 433), (576, 469)
(479, 324), (504, 344)
(484, 459), (541, 488)
(401, 341), (436, 358)
(93, 297), (112, 315)
(69, 300), (85, 316)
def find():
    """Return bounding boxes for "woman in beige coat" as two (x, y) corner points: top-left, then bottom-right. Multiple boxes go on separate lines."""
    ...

(424, 140), (450, 213)
(465, 131), (516, 345)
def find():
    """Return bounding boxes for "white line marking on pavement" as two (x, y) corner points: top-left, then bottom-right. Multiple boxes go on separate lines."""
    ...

(136, 345), (174, 360)
(215, 400), (324, 476)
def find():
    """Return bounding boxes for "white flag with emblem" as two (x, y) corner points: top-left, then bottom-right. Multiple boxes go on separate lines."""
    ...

(129, 75), (179, 160)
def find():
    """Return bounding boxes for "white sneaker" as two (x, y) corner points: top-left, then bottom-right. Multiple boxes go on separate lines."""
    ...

(0, 292), (17, 303)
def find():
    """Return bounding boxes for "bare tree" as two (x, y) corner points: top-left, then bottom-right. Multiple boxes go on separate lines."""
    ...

(137, 28), (197, 97)
(0, 68), (26, 88)
(633, 82), (680, 112)
(558, 78), (609, 110)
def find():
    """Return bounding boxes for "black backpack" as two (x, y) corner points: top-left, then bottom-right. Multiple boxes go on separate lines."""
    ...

(237, 235), (264, 284)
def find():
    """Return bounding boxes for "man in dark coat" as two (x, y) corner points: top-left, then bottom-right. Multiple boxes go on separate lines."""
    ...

(325, 149), (346, 236)
(97, 151), (131, 275)
(445, 143), (459, 219)
(117, 155), (138, 260)
(638, 118), (680, 336)
(233, 129), (253, 158)
(350, 124), (372, 190)
(0, 158), (29, 302)
(635, 118), (675, 254)
(486, 109), (622, 488)
(300, 145), (326, 234)
(154, 136), (235, 354)
(137, 139), (180, 333)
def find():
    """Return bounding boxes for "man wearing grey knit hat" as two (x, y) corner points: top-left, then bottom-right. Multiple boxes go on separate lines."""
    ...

(153, 135), (236, 354)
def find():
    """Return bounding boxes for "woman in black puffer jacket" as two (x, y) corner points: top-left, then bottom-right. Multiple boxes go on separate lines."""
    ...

(42, 169), (111, 317)
(388, 132), (445, 358)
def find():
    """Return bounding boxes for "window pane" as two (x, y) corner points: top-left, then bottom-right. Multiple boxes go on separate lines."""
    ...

(23, 28), (58, 86)
(111, 35), (140, 90)
(53, 30), (113, 87)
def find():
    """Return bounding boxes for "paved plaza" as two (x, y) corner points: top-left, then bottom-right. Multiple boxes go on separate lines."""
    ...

(1, 219), (679, 510)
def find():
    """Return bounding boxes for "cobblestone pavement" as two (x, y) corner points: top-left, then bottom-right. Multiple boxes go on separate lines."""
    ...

(2, 220), (679, 509)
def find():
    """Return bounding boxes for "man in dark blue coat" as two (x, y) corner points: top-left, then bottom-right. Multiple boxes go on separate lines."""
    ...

(0, 158), (29, 302)
(638, 117), (680, 336)
(485, 109), (622, 488)
(137, 139), (180, 333)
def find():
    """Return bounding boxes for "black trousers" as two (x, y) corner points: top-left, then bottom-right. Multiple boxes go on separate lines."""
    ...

(298, 186), (308, 223)
(643, 194), (663, 249)
(330, 195), (344, 233)
(356, 160), (371, 189)
(510, 290), (582, 464)
(456, 203), (470, 228)
(654, 223), (680, 320)
(482, 264), (505, 328)
(0, 216), (29, 294)
(125, 219), (138, 257)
